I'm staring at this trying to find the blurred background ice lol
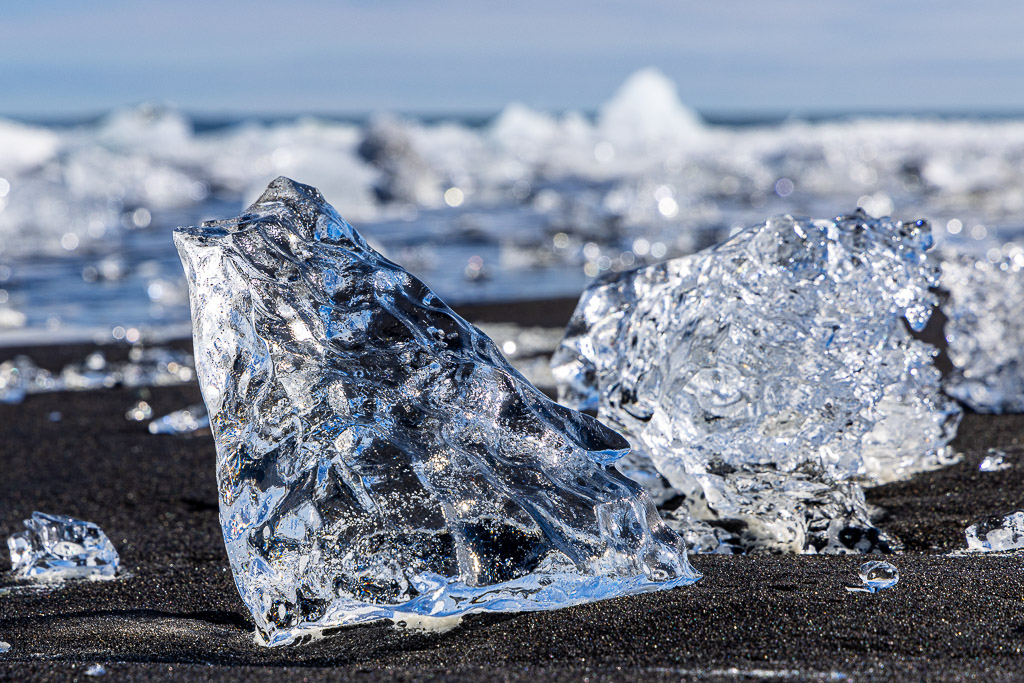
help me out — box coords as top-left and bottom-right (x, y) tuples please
(2, 2), (1024, 344)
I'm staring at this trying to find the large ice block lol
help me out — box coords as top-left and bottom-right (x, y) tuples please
(965, 511), (1024, 552)
(173, 177), (698, 647)
(552, 211), (961, 553)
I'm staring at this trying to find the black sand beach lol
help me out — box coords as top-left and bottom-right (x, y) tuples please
(1, 301), (1023, 681)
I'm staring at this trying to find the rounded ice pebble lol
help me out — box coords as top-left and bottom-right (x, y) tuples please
(858, 561), (899, 591)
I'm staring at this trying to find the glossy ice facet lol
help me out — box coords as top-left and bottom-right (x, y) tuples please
(174, 177), (699, 647)
(965, 511), (1024, 552)
(552, 211), (961, 554)
(7, 512), (119, 581)
(941, 252), (1024, 413)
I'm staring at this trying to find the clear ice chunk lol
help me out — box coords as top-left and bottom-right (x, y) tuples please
(552, 211), (962, 554)
(84, 664), (107, 677)
(940, 251), (1024, 413)
(0, 642), (9, 653)
(147, 403), (209, 435)
(173, 177), (699, 647)
(845, 560), (899, 593)
(965, 511), (1024, 552)
(7, 512), (120, 581)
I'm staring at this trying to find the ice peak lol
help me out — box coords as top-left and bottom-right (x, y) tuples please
(599, 68), (703, 145)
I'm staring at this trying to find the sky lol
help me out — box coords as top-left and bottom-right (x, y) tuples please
(3, 1), (1024, 117)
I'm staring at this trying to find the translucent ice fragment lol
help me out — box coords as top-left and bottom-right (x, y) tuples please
(125, 400), (154, 421)
(173, 177), (699, 647)
(7, 512), (120, 581)
(845, 560), (899, 593)
(553, 211), (961, 554)
(84, 664), (107, 677)
(979, 449), (1010, 472)
(965, 511), (1024, 552)
(0, 642), (9, 653)
(147, 403), (209, 434)
(941, 252), (1024, 413)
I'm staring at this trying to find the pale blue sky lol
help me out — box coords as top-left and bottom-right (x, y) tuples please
(3, 1), (1024, 116)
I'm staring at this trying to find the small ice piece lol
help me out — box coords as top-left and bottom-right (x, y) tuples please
(940, 251), (1024, 413)
(553, 211), (961, 554)
(84, 664), (107, 676)
(147, 403), (208, 434)
(7, 512), (120, 581)
(173, 177), (699, 647)
(965, 511), (1024, 552)
(0, 642), (9, 653)
(979, 449), (1011, 472)
(846, 560), (899, 593)
(125, 400), (153, 421)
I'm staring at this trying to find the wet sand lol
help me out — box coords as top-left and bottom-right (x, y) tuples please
(1, 300), (1022, 681)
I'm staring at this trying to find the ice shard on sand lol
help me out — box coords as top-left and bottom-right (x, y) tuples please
(552, 211), (961, 554)
(8, 512), (120, 581)
(174, 177), (698, 647)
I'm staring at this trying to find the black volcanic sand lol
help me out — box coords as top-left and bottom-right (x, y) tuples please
(1, 303), (1024, 681)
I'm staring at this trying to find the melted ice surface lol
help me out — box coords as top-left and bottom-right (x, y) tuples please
(175, 177), (698, 647)
(552, 212), (961, 554)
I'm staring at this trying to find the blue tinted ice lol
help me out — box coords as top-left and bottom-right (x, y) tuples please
(173, 177), (699, 647)
(846, 560), (899, 593)
(552, 211), (961, 553)
(0, 346), (194, 405)
(7, 512), (120, 581)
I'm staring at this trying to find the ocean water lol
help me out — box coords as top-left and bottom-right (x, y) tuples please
(1, 68), (1023, 345)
